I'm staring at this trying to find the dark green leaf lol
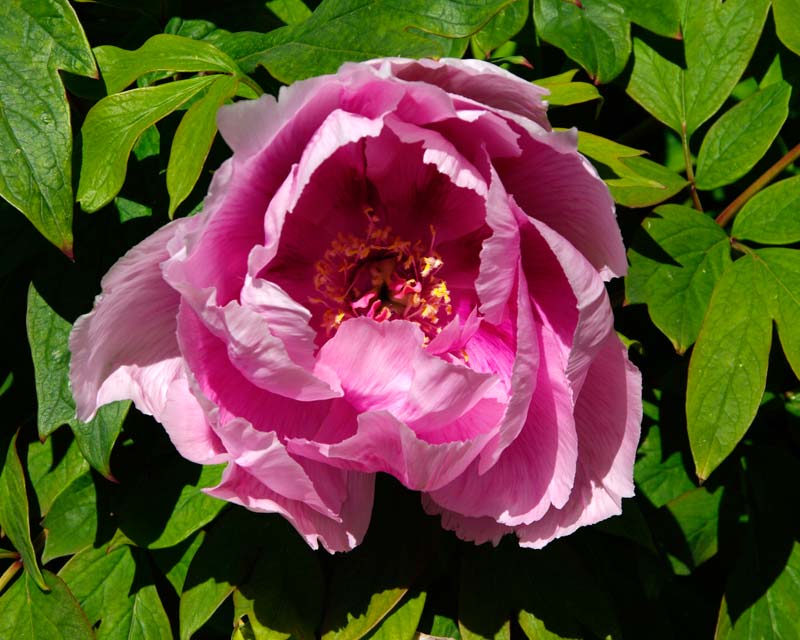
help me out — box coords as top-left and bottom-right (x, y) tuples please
(686, 255), (771, 481)
(233, 521), (323, 640)
(119, 461), (225, 549)
(634, 422), (696, 508)
(94, 33), (240, 94)
(266, 0), (313, 25)
(0, 0), (98, 255)
(167, 74), (238, 216)
(613, 0), (680, 38)
(663, 486), (723, 569)
(732, 176), (800, 245)
(0, 571), (93, 639)
(150, 531), (205, 596)
(26, 434), (89, 516)
(180, 509), (279, 640)
(773, 0), (800, 56)
(366, 591), (426, 640)
(752, 248), (800, 378)
(627, 37), (683, 132)
(0, 432), (47, 590)
(60, 543), (172, 640)
(626, 205), (732, 352)
(533, 0), (630, 84)
(695, 82), (791, 190)
(27, 284), (129, 478)
(77, 75), (218, 213)
(471, 0), (528, 57)
(41, 472), (97, 563)
(225, 0), (514, 82)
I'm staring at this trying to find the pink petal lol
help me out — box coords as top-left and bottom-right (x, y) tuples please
(69, 218), (194, 421)
(494, 128), (626, 280)
(207, 463), (374, 552)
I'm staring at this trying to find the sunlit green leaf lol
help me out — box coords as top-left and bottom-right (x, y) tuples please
(0, 0), (98, 255)
(536, 70), (601, 107)
(732, 176), (800, 245)
(687, 255), (771, 481)
(366, 591), (426, 640)
(613, 0), (680, 38)
(26, 434), (89, 516)
(267, 0), (313, 25)
(60, 543), (172, 640)
(471, 0), (528, 58)
(0, 432), (47, 590)
(626, 205), (732, 352)
(0, 571), (93, 639)
(41, 472), (97, 563)
(223, 0), (515, 82)
(77, 75), (218, 213)
(695, 82), (791, 190)
(150, 531), (205, 596)
(773, 0), (800, 56)
(167, 74), (238, 216)
(94, 33), (240, 94)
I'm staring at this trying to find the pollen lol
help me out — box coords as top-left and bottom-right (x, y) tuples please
(311, 215), (453, 341)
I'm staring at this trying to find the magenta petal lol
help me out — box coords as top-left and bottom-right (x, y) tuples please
(70, 218), (193, 422)
(207, 463), (374, 552)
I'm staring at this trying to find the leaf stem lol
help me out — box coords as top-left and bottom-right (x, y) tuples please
(716, 141), (800, 228)
(239, 74), (264, 97)
(681, 123), (703, 211)
(0, 561), (22, 595)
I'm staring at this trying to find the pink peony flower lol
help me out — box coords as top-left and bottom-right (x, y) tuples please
(70, 58), (642, 552)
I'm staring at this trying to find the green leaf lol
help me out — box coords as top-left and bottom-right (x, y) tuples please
(0, 432), (47, 590)
(535, 70), (601, 107)
(27, 284), (129, 478)
(233, 521), (323, 640)
(167, 74), (238, 216)
(26, 434), (89, 516)
(118, 461), (225, 549)
(150, 531), (205, 596)
(716, 542), (800, 638)
(266, 0), (313, 25)
(366, 591), (426, 640)
(60, 543), (172, 640)
(663, 486), (723, 569)
(471, 0), (528, 57)
(180, 509), (279, 640)
(576, 132), (687, 206)
(0, 0), (98, 256)
(41, 472), (97, 563)
(224, 0), (514, 82)
(0, 571), (94, 639)
(626, 205), (732, 352)
(612, 0), (680, 38)
(115, 196), (153, 223)
(695, 82), (792, 190)
(533, 0), (630, 84)
(77, 75), (218, 213)
(732, 176), (800, 245)
(634, 423), (696, 508)
(628, 0), (770, 136)
(752, 248), (800, 378)
(773, 0), (800, 56)
(686, 255), (771, 481)
(94, 33), (241, 94)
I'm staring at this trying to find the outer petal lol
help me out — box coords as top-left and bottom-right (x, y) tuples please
(207, 462), (374, 552)
(69, 218), (195, 422)
(494, 127), (627, 280)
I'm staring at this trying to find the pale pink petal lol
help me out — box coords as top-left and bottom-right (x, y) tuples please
(494, 128), (626, 279)
(70, 218), (194, 421)
(207, 463), (374, 552)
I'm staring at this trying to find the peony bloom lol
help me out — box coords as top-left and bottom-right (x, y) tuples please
(70, 58), (641, 552)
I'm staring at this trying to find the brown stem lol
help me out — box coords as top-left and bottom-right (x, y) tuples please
(716, 142), (800, 228)
(682, 123), (703, 211)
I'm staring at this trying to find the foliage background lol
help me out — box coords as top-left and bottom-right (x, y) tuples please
(1, 0), (800, 638)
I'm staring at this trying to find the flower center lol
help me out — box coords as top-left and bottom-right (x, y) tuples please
(311, 209), (453, 341)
